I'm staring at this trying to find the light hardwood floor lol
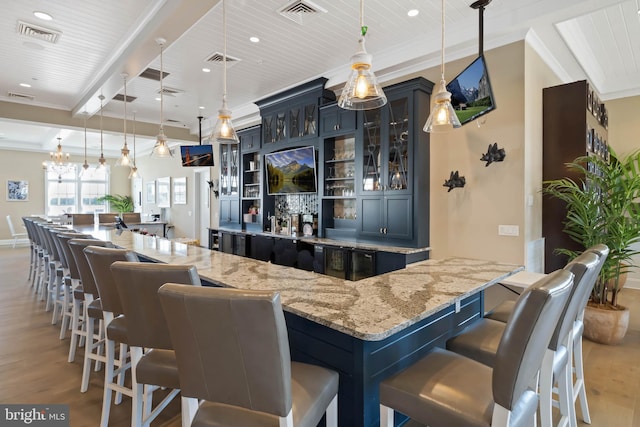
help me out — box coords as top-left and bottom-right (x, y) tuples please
(1, 245), (638, 426)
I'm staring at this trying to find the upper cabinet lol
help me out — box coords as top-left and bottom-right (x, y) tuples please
(256, 77), (335, 148)
(320, 103), (357, 137)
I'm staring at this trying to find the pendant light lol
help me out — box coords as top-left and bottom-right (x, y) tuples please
(128, 112), (141, 179)
(116, 73), (131, 166)
(151, 38), (173, 157)
(98, 95), (107, 168)
(423, 0), (461, 133)
(211, 0), (239, 144)
(337, 0), (387, 111)
(80, 113), (90, 175)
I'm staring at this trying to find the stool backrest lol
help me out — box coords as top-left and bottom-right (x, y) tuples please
(158, 285), (292, 417)
(84, 246), (139, 315)
(6, 215), (17, 235)
(57, 232), (88, 280)
(110, 262), (201, 350)
(548, 251), (600, 350)
(98, 213), (118, 224)
(121, 213), (141, 223)
(71, 213), (94, 226)
(493, 269), (573, 411)
(69, 239), (111, 298)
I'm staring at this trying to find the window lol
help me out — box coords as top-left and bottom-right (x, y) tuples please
(45, 164), (110, 216)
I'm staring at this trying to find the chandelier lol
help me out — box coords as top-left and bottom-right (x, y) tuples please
(43, 136), (73, 182)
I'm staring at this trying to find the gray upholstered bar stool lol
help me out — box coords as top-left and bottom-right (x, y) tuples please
(57, 232), (89, 348)
(484, 244), (609, 425)
(110, 261), (202, 427)
(84, 246), (139, 426)
(43, 225), (72, 313)
(446, 252), (599, 427)
(379, 269), (574, 427)
(158, 284), (339, 427)
(21, 217), (40, 285)
(69, 238), (112, 393)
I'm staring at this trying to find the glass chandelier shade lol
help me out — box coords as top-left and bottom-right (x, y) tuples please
(151, 38), (174, 157)
(211, 0), (239, 144)
(116, 73), (132, 166)
(337, 0), (386, 111)
(423, 79), (461, 132)
(212, 100), (239, 144)
(423, 0), (461, 133)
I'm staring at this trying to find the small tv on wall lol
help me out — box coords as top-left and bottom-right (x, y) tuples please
(180, 145), (214, 167)
(446, 55), (496, 126)
(265, 146), (317, 195)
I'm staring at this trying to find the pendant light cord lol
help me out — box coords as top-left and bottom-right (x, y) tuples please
(440, 0), (445, 80)
(99, 96), (104, 156)
(123, 75), (127, 145)
(223, 0), (228, 104)
(159, 43), (164, 131)
(83, 115), (87, 162)
(360, 0), (367, 36)
(133, 112), (137, 164)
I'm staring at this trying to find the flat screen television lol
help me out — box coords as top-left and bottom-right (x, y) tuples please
(265, 146), (317, 195)
(180, 144), (214, 167)
(446, 55), (496, 126)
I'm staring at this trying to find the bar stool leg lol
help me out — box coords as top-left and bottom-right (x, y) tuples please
(573, 322), (591, 424)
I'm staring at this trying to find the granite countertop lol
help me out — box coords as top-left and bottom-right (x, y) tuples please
(226, 229), (432, 255)
(84, 228), (522, 341)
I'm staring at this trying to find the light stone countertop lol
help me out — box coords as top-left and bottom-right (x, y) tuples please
(84, 228), (523, 341)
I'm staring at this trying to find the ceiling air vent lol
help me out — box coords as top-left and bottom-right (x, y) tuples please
(204, 52), (240, 67)
(139, 67), (169, 81)
(16, 20), (61, 44)
(7, 91), (35, 101)
(112, 94), (137, 102)
(278, 0), (327, 25)
(156, 86), (183, 97)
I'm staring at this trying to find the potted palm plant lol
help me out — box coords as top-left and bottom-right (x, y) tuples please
(96, 194), (134, 214)
(543, 147), (640, 344)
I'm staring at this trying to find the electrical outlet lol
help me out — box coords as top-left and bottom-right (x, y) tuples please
(498, 225), (519, 236)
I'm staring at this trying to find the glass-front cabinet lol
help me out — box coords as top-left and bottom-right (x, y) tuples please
(361, 96), (411, 194)
(219, 143), (240, 229)
(220, 143), (239, 196)
(357, 78), (432, 245)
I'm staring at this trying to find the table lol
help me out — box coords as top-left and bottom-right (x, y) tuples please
(82, 228), (522, 426)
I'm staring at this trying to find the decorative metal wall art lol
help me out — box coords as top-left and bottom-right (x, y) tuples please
(443, 171), (465, 192)
(480, 142), (506, 166)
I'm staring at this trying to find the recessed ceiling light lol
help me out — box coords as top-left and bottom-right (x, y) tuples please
(408, 9), (419, 17)
(249, 36), (260, 43)
(19, 83), (32, 88)
(199, 106), (205, 110)
(155, 97), (161, 101)
(33, 11), (53, 21)
(202, 67), (211, 73)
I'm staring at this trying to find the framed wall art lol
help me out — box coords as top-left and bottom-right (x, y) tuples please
(7, 180), (28, 201)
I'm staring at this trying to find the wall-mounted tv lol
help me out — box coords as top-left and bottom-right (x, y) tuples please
(265, 146), (317, 195)
(180, 145), (214, 167)
(446, 55), (496, 126)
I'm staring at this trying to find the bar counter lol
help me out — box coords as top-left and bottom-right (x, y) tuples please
(84, 227), (522, 426)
